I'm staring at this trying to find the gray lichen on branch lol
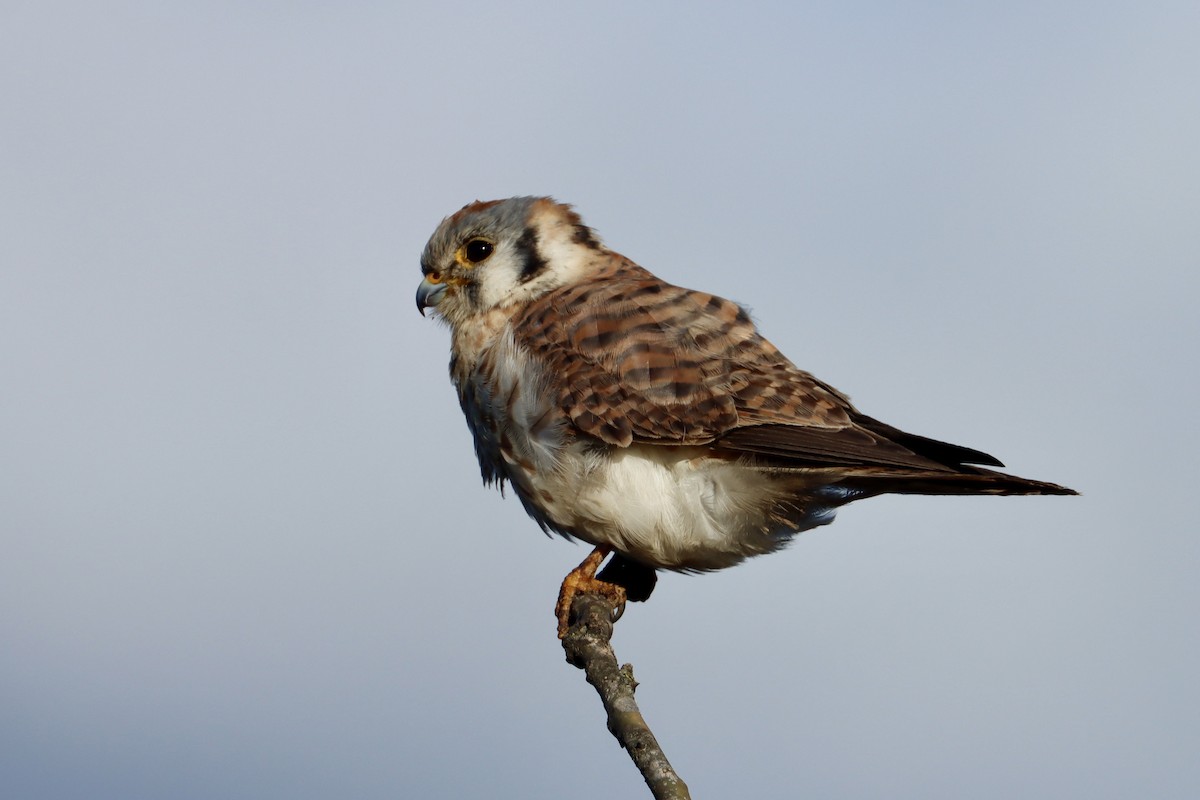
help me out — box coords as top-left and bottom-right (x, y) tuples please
(560, 593), (692, 800)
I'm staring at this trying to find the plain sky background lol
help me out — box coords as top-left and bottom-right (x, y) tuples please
(3, 2), (1197, 798)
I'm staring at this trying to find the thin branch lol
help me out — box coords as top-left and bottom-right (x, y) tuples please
(561, 593), (692, 800)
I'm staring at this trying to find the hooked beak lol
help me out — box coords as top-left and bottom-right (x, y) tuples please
(416, 277), (447, 316)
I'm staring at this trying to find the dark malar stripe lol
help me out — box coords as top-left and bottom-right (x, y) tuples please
(515, 226), (549, 282)
(464, 279), (481, 307)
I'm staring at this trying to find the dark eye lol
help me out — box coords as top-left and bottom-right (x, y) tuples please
(464, 239), (494, 264)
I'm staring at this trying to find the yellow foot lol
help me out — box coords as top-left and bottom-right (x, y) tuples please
(555, 546), (628, 638)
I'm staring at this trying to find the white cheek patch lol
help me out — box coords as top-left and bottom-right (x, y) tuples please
(475, 251), (525, 310)
(534, 229), (589, 280)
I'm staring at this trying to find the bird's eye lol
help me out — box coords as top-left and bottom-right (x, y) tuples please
(464, 239), (494, 264)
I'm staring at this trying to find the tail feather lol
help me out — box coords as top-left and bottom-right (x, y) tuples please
(834, 468), (1078, 499)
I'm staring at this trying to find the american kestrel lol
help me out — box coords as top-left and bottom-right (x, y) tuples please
(416, 197), (1076, 637)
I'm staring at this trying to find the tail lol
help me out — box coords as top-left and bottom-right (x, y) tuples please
(834, 467), (1078, 499)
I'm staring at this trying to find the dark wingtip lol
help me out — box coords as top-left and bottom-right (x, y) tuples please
(855, 414), (1006, 469)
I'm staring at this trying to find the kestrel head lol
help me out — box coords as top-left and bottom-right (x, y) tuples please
(416, 197), (604, 326)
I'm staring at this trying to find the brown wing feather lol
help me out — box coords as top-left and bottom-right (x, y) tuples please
(511, 258), (756, 445)
(716, 424), (953, 471)
(510, 258), (1005, 474)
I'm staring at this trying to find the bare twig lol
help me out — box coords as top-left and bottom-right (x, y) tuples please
(560, 593), (692, 800)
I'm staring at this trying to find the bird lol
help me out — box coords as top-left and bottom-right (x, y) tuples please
(415, 196), (1076, 637)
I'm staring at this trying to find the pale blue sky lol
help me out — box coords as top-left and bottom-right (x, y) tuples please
(2, 2), (1197, 798)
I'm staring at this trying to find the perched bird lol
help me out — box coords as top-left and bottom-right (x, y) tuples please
(416, 197), (1076, 637)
